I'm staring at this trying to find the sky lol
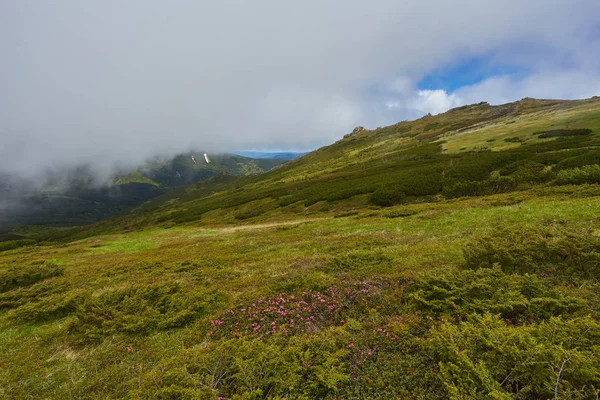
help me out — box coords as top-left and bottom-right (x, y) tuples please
(1, 0), (600, 178)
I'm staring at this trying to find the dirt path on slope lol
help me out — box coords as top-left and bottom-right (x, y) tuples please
(215, 218), (320, 233)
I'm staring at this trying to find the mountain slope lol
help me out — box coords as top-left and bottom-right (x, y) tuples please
(61, 96), (600, 238)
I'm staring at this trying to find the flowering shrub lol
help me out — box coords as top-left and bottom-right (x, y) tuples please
(208, 281), (377, 339)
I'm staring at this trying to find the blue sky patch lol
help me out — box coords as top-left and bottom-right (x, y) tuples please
(417, 56), (529, 93)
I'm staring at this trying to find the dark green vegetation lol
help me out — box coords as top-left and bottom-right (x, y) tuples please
(0, 153), (286, 233)
(2, 97), (600, 399)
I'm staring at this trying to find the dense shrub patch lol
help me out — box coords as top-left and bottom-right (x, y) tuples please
(504, 136), (524, 143)
(0, 263), (63, 293)
(132, 330), (353, 399)
(408, 266), (585, 321)
(0, 238), (36, 252)
(70, 282), (224, 342)
(0, 278), (70, 310)
(12, 290), (83, 322)
(535, 128), (592, 138)
(556, 164), (600, 185)
(443, 176), (517, 198)
(431, 314), (600, 399)
(499, 160), (554, 183)
(234, 208), (265, 220)
(370, 185), (406, 206)
(554, 150), (600, 171)
(463, 225), (600, 279)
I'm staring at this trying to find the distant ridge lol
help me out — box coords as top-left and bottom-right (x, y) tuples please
(234, 151), (308, 160)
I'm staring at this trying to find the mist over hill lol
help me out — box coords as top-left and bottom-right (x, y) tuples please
(233, 151), (308, 160)
(0, 152), (287, 232)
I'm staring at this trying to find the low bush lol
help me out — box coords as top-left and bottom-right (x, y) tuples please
(207, 281), (378, 340)
(536, 128), (592, 138)
(0, 278), (70, 310)
(431, 314), (600, 399)
(504, 137), (523, 143)
(70, 282), (224, 342)
(324, 252), (392, 275)
(408, 266), (585, 321)
(556, 164), (600, 185)
(12, 290), (83, 322)
(554, 150), (600, 171)
(370, 186), (405, 207)
(499, 160), (554, 183)
(0, 238), (36, 252)
(0, 263), (63, 293)
(443, 176), (517, 198)
(234, 208), (265, 220)
(463, 225), (600, 279)
(384, 209), (419, 218)
(131, 329), (352, 399)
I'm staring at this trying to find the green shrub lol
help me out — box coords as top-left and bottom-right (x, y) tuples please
(430, 314), (600, 399)
(70, 282), (224, 342)
(234, 208), (265, 220)
(504, 137), (523, 143)
(554, 150), (600, 171)
(499, 160), (554, 183)
(407, 266), (585, 321)
(536, 128), (592, 138)
(0, 238), (36, 252)
(383, 209), (419, 218)
(0, 278), (70, 310)
(131, 329), (350, 399)
(443, 176), (517, 198)
(12, 290), (83, 322)
(463, 225), (600, 279)
(0, 263), (63, 293)
(370, 186), (406, 207)
(398, 166), (444, 196)
(556, 165), (600, 185)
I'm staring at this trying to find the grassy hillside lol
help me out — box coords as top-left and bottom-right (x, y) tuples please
(57, 96), (600, 239)
(1, 97), (600, 399)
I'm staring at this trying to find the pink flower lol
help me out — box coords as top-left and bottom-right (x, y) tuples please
(347, 343), (354, 349)
(127, 347), (132, 353)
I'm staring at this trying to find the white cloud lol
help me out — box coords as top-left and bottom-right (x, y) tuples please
(1, 0), (599, 177)
(409, 90), (463, 115)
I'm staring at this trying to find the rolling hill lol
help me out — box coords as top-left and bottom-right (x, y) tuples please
(1, 97), (600, 399)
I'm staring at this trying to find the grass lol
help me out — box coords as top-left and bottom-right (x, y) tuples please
(2, 187), (600, 398)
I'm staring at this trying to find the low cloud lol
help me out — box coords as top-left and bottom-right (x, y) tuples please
(1, 0), (599, 179)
